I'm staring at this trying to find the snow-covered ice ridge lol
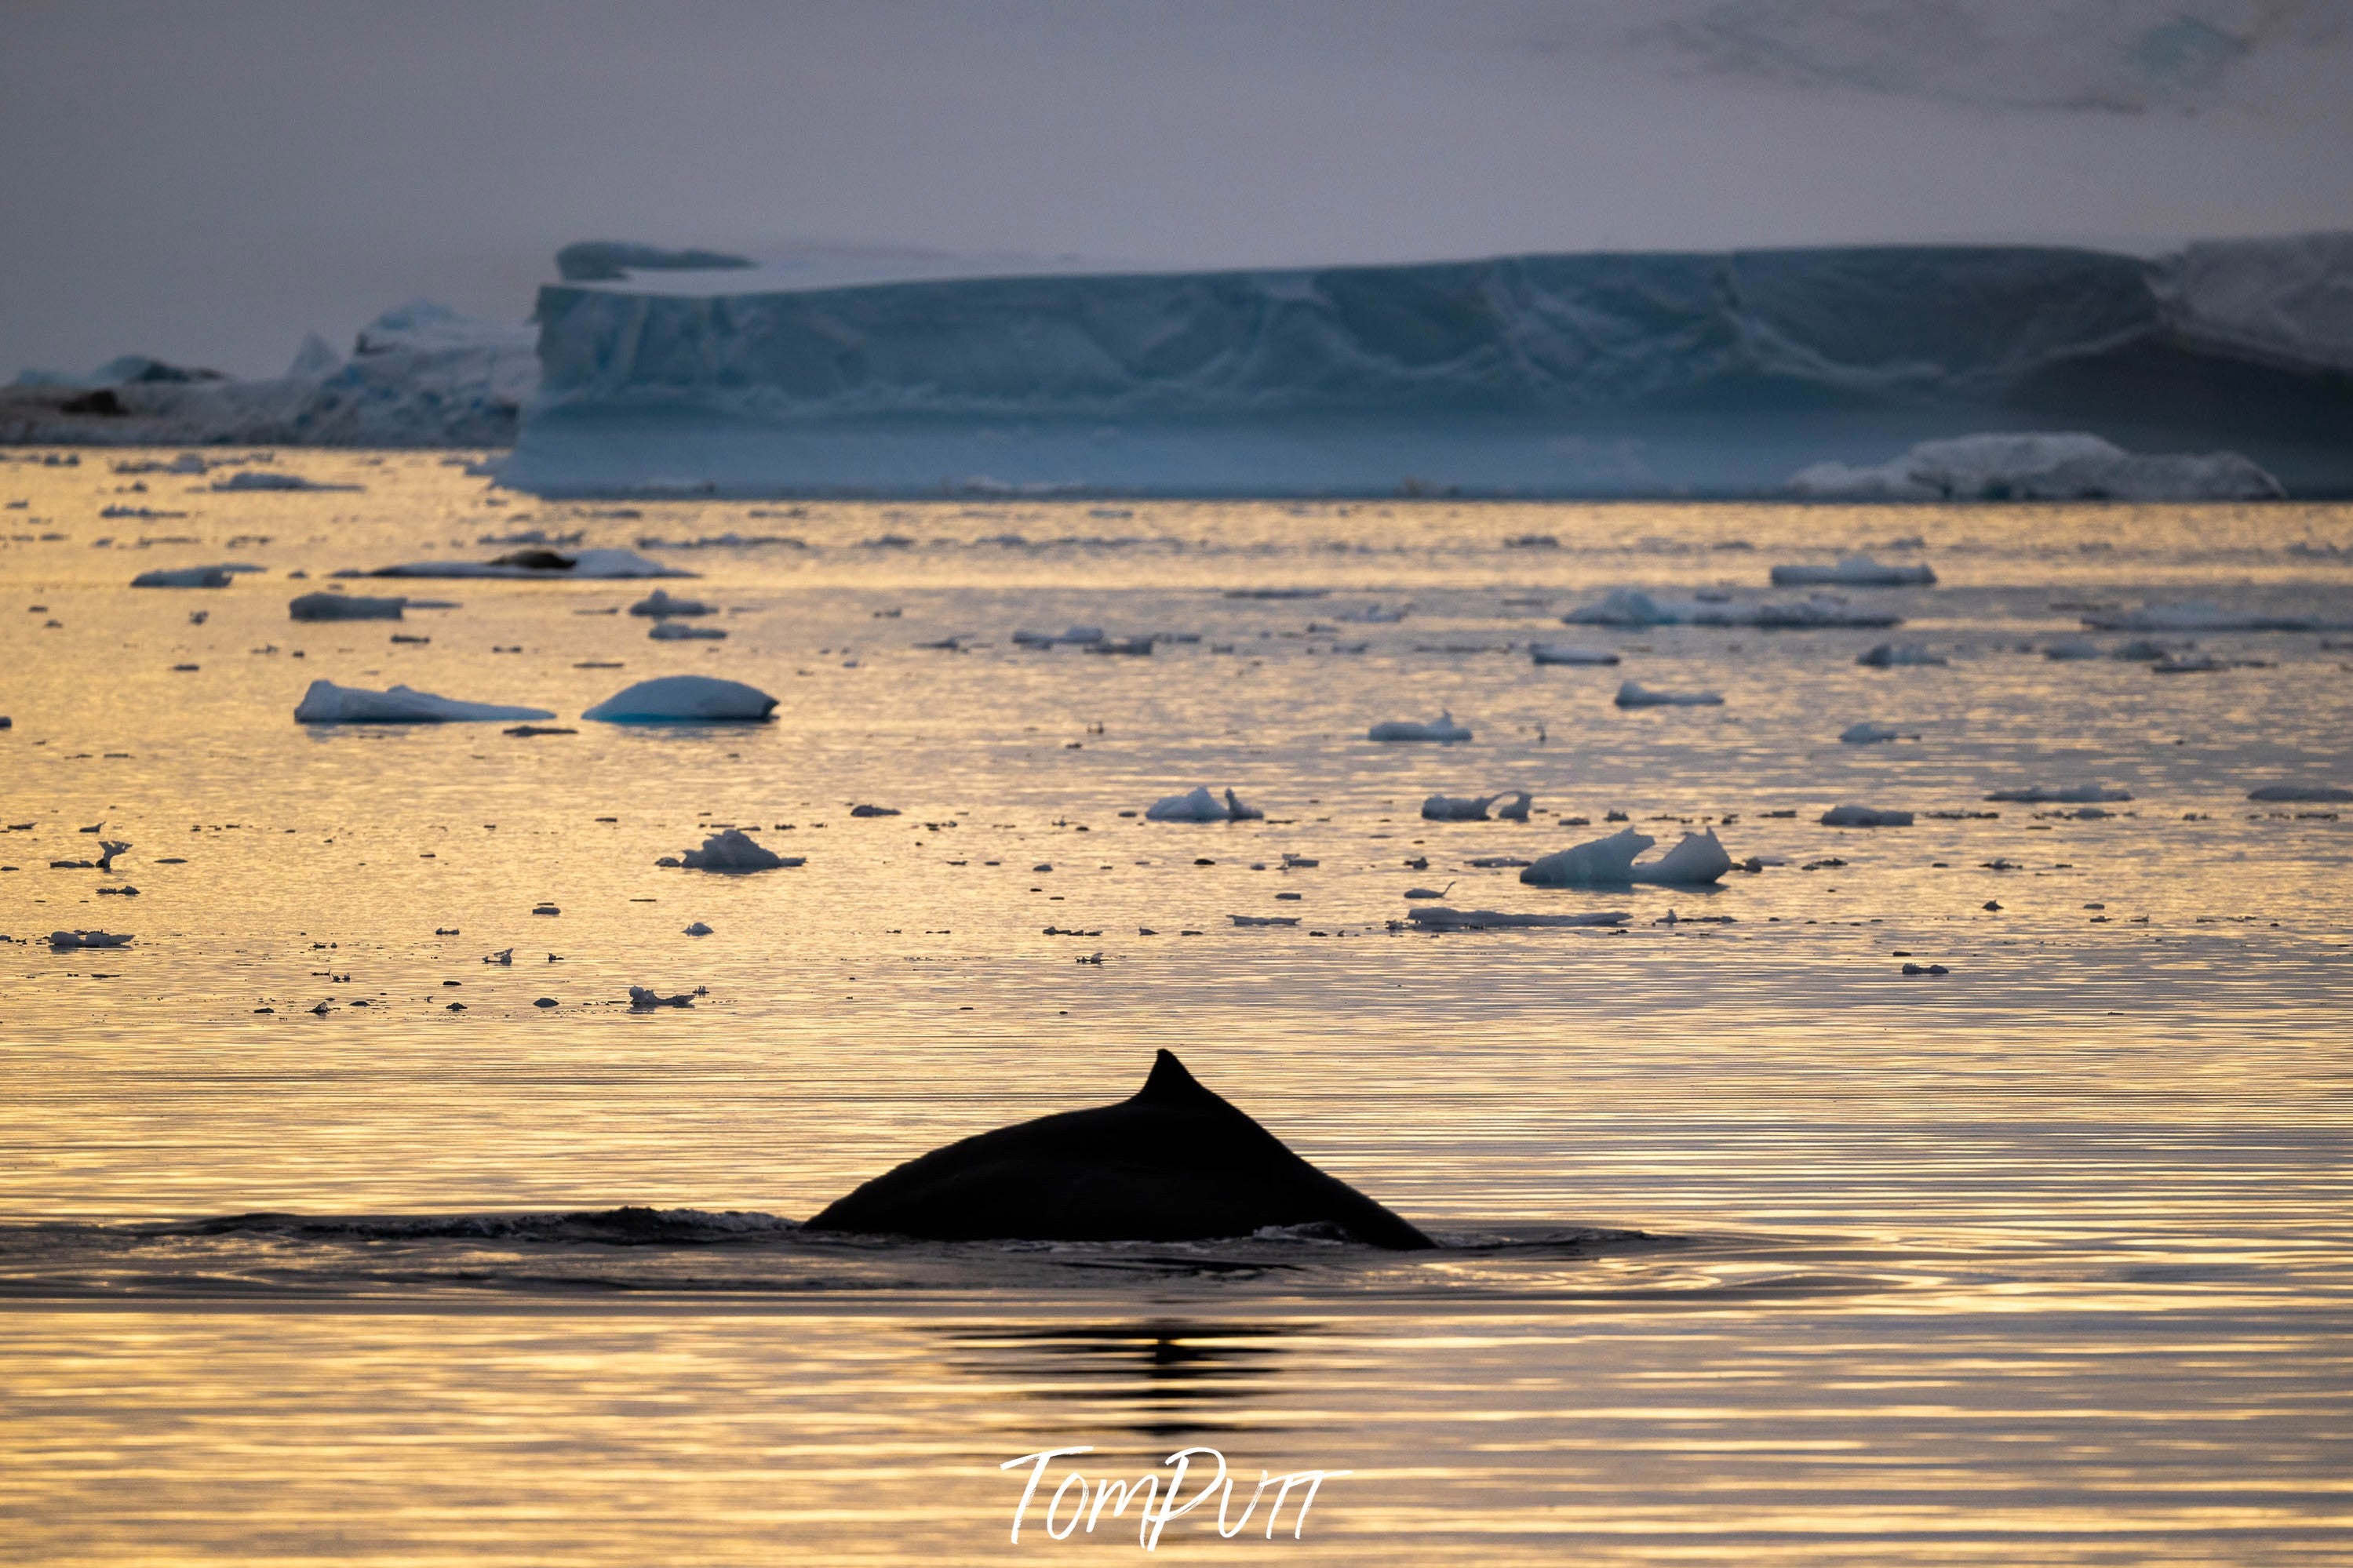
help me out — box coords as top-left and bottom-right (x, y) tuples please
(2, 300), (534, 447)
(504, 235), (2353, 498)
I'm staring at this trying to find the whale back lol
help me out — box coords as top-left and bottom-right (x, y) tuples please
(803, 1050), (1433, 1249)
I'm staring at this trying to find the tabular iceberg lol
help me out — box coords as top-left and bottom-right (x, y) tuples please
(501, 236), (2353, 498)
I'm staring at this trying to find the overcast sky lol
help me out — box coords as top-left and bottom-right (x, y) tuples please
(5, 0), (2350, 376)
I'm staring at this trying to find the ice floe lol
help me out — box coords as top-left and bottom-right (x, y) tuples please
(1983, 784), (2131, 803)
(1521, 827), (1731, 886)
(130, 566), (234, 588)
(2247, 782), (2353, 802)
(628, 588), (712, 617)
(1769, 555), (1936, 588)
(1529, 642), (1619, 665)
(1615, 680), (1722, 708)
(1404, 907), (1630, 930)
(351, 548), (691, 580)
(1368, 711), (1473, 743)
(1820, 805), (1914, 826)
(293, 680), (554, 723)
(289, 591), (408, 620)
(1563, 588), (1900, 629)
(1422, 791), (1532, 822)
(2082, 600), (2327, 632)
(1787, 432), (2284, 502)
(1857, 642), (1947, 667)
(672, 828), (802, 871)
(49, 930), (132, 948)
(581, 675), (776, 722)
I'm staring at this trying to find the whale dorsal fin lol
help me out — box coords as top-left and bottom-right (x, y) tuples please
(1135, 1049), (1219, 1107)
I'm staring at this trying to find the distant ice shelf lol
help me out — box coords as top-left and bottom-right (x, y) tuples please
(500, 235), (2353, 498)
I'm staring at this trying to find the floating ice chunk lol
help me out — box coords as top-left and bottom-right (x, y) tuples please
(628, 985), (695, 1009)
(1770, 555), (1936, 587)
(1421, 791), (1532, 822)
(293, 679), (554, 723)
(628, 588), (712, 617)
(1337, 603), (1409, 623)
(131, 566), (233, 588)
(1012, 624), (1105, 647)
(1148, 786), (1229, 822)
(290, 591), (406, 621)
(2248, 782), (2353, 802)
(1564, 588), (1899, 629)
(2151, 653), (2227, 673)
(581, 675), (777, 722)
(683, 921), (713, 936)
(1223, 788), (1263, 821)
(2082, 600), (2323, 632)
(649, 620), (726, 640)
(1788, 433), (2284, 502)
(1405, 907), (1630, 930)
(677, 828), (803, 871)
(356, 548), (691, 580)
(1820, 805), (1914, 826)
(1615, 680), (1722, 708)
(1983, 784), (2131, 803)
(1857, 642), (1947, 667)
(1494, 792), (1532, 821)
(211, 471), (362, 492)
(1229, 914), (1301, 926)
(2044, 637), (2103, 660)
(1529, 643), (1619, 665)
(49, 930), (133, 948)
(1084, 635), (1153, 656)
(1521, 827), (1730, 885)
(1368, 710), (1472, 743)
(1839, 722), (1911, 744)
(848, 803), (901, 817)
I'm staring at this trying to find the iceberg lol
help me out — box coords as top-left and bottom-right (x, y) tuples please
(352, 548), (690, 580)
(1789, 432), (2284, 501)
(1368, 711), (1472, 743)
(1820, 805), (1914, 827)
(498, 236), (2353, 499)
(2081, 601), (2329, 633)
(1984, 784), (2133, 803)
(290, 591), (407, 620)
(1615, 680), (1722, 708)
(1768, 555), (1936, 587)
(293, 680), (554, 724)
(676, 828), (800, 871)
(1529, 643), (1619, 665)
(1521, 827), (1732, 886)
(581, 675), (777, 722)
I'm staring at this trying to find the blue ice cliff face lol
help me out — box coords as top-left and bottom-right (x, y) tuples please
(502, 238), (2353, 497)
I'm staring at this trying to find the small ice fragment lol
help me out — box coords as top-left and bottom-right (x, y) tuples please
(1521, 827), (1731, 886)
(49, 930), (132, 948)
(649, 620), (727, 640)
(1839, 722), (1910, 744)
(1769, 555), (1936, 588)
(2247, 782), (2353, 802)
(293, 680), (552, 724)
(1983, 784), (2131, 803)
(2044, 638), (2102, 660)
(1529, 643), (1618, 665)
(534, 997), (558, 1008)
(1229, 914), (1301, 926)
(1615, 680), (1722, 708)
(628, 588), (713, 618)
(849, 804), (901, 817)
(581, 675), (777, 722)
(1368, 710), (1473, 743)
(1900, 962), (1952, 976)
(1404, 907), (1630, 930)
(2083, 600), (2318, 632)
(1857, 642), (1946, 667)
(677, 828), (802, 871)
(1146, 786), (1262, 821)
(356, 548), (689, 579)
(212, 471), (359, 492)
(1820, 805), (1914, 826)
(683, 921), (713, 936)
(131, 566), (233, 588)
(628, 985), (695, 1009)
(1223, 788), (1264, 821)
(290, 592), (406, 621)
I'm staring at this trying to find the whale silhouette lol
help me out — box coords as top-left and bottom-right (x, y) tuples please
(803, 1050), (1435, 1249)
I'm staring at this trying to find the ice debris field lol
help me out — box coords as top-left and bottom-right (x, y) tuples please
(0, 448), (2348, 1035)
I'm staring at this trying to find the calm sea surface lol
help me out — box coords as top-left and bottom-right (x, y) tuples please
(2, 450), (2348, 1563)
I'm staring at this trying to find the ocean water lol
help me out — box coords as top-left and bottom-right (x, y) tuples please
(1, 449), (2349, 1564)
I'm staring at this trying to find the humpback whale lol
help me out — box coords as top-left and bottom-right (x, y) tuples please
(803, 1050), (1435, 1250)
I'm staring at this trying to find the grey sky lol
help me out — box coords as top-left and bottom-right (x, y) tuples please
(4, 0), (2349, 377)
